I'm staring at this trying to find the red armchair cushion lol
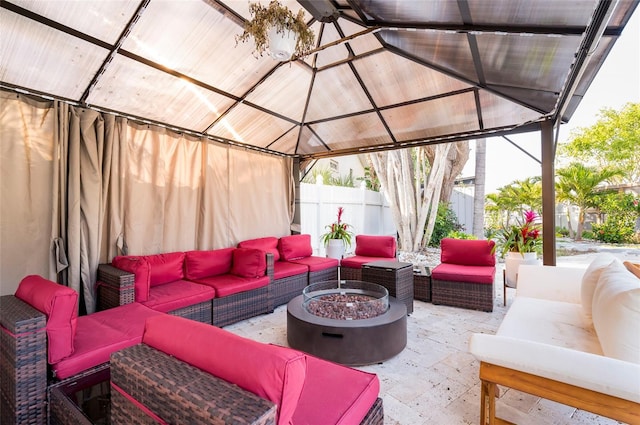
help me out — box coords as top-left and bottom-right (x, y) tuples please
(231, 248), (267, 278)
(184, 248), (234, 280)
(286, 256), (339, 272)
(341, 256), (398, 269)
(238, 237), (280, 262)
(292, 355), (380, 425)
(273, 261), (308, 280)
(143, 315), (307, 425)
(431, 263), (495, 284)
(143, 252), (186, 287)
(354, 235), (396, 258)
(141, 280), (216, 313)
(112, 255), (150, 302)
(278, 234), (313, 261)
(440, 238), (496, 266)
(52, 303), (163, 379)
(15, 275), (78, 364)
(193, 275), (269, 297)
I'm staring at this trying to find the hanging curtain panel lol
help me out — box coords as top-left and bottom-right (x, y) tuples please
(0, 92), (56, 295)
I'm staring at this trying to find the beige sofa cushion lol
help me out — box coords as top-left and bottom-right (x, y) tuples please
(592, 260), (640, 364)
(580, 254), (618, 319)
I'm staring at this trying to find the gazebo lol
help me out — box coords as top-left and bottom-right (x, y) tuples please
(1, 0), (638, 304)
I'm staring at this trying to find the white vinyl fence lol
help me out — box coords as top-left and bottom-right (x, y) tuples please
(300, 183), (396, 257)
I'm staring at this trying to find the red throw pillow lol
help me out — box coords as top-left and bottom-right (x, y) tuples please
(143, 252), (186, 286)
(238, 237), (280, 262)
(112, 255), (150, 302)
(354, 235), (396, 258)
(15, 275), (78, 364)
(185, 248), (234, 280)
(278, 234), (313, 261)
(440, 238), (496, 266)
(231, 248), (267, 278)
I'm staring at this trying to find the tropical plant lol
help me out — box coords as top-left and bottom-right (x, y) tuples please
(320, 207), (354, 247)
(356, 166), (380, 191)
(236, 0), (315, 60)
(428, 202), (462, 247)
(493, 210), (542, 257)
(555, 162), (622, 240)
(447, 230), (477, 240)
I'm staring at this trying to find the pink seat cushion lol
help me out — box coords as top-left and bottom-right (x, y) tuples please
(431, 263), (495, 284)
(354, 235), (396, 258)
(143, 315), (307, 425)
(286, 256), (339, 272)
(232, 248), (267, 278)
(291, 355), (379, 425)
(52, 303), (162, 379)
(143, 252), (186, 287)
(238, 237), (280, 262)
(278, 234), (313, 261)
(184, 248), (234, 280)
(193, 275), (270, 297)
(440, 238), (496, 266)
(274, 261), (308, 280)
(15, 275), (78, 364)
(340, 256), (399, 269)
(141, 280), (215, 313)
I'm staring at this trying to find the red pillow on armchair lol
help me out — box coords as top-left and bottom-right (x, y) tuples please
(354, 235), (397, 258)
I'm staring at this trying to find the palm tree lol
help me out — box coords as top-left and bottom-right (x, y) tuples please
(556, 163), (622, 240)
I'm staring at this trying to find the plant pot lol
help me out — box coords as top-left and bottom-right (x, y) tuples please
(268, 27), (298, 61)
(326, 239), (345, 260)
(504, 252), (538, 287)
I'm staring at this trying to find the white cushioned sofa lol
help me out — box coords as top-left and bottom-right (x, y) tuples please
(469, 254), (640, 424)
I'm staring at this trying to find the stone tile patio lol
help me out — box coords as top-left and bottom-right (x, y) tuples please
(226, 251), (638, 424)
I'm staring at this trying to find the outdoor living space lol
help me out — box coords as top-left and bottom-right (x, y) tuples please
(226, 248), (640, 425)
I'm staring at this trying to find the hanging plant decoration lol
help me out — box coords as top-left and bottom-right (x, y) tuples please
(236, 0), (316, 61)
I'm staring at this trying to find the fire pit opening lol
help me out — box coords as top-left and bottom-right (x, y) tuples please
(302, 281), (389, 320)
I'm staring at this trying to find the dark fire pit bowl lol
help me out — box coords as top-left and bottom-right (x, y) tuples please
(302, 280), (389, 320)
(287, 280), (407, 366)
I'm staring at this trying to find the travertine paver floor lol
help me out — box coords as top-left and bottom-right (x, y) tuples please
(225, 251), (638, 425)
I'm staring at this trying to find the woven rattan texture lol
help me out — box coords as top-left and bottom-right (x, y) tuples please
(308, 266), (338, 285)
(97, 264), (135, 310)
(431, 279), (494, 312)
(212, 285), (271, 327)
(413, 273), (431, 302)
(361, 397), (384, 425)
(111, 344), (277, 425)
(0, 295), (47, 425)
(339, 266), (361, 281)
(270, 273), (308, 307)
(169, 300), (213, 324)
(361, 263), (414, 314)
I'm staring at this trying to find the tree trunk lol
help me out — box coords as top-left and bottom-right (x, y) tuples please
(472, 138), (486, 239)
(435, 141), (470, 203)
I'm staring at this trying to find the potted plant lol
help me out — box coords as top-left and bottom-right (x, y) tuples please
(493, 210), (542, 286)
(236, 0), (315, 61)
(321, 206), (354, 259)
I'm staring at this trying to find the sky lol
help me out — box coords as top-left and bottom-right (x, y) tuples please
(462, 8), (640, 193)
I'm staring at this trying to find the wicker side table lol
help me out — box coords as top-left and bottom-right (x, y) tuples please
(361, 261), (414, 314)
(413, 267), (431, 302)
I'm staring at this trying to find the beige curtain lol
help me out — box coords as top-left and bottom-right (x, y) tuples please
(0, 89), (294, 308)
(0, 92), (56, 295)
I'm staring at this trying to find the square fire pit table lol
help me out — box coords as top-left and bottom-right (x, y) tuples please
(361, 261), (414, 314)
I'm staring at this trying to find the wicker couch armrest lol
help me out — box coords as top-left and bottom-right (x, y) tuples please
(96, 264), (135, 310)
(110, 344), (277, 425)
(266, 252), (275, 281)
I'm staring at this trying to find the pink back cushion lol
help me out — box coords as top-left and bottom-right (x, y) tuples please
(355, 235), (396, 258)
(238, 237), (280, 262)
(231, 248), (267, 278)
(143, 252), (185, 287)
(440, 238), (496, 266)
(143, 315), (307, 425)
(112, 256), (150, 302)
(15, 275), (78, 364)
(184, 248), (234, 280)
(278, 234), (313, 261)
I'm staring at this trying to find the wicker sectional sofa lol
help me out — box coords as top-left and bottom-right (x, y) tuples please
(99, 247), (273, 327)
(111, 314), (384, 425)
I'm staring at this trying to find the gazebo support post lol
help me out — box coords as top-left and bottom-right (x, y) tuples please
(541, 119), (557, 266)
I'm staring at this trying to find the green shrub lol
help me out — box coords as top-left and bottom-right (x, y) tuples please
(581, 230), (595, 240)
(591, 211), (636, 243)
(555, 226), (570, 237)
(429, 203), (462, 247)
(447, 230), (477, 240)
